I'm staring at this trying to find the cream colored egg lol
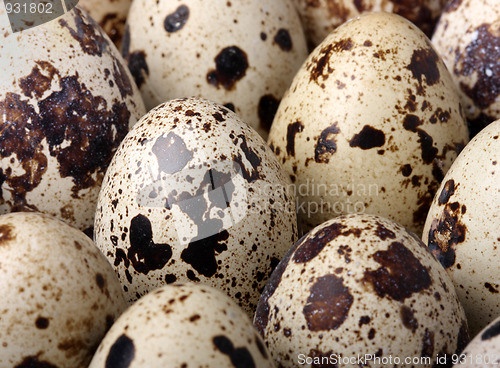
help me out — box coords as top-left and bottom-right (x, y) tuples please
(422, 119), (500, 337)
(255, 213), (469, 368)
(0, 5), (146, 233)
(89, 283), (275, 368)
(0, 212), (128, 367)
(94, 97), (297, 314)
(292, 0), (448, 48)
(454, 316), (500, 368)
(268, 12), (469, 235)
(79, 0), (132, 48)
(123, 0), (308, 138)
(432, 0), (500, 137)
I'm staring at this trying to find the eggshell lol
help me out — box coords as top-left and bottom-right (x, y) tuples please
(89, 283), (275, 368)
(0, 5), (146, 232)
(292, 0), (448, 48)
(453, 316), (500, 368)
(422, 119), (500, 336)
(0, 212), (128, 367)
(255, 213), (469, 368)
(78, 0), (132, 48)
(431, 0), (500, 137)
(123, 0), (308, 138)
(94, 97), (297, 314)
(267, 12), (469, 235)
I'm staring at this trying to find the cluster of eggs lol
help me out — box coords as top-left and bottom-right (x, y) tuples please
(0, 0), (498, 367)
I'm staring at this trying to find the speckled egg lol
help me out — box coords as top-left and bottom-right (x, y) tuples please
(0, 212), (128, 367)
(79, 0), (132, 48)
(254, 213), (469, 368)
(89, 283), (275, 368)
(422, 119), (500, 337)
(268, 12), (469, 235)
(0, 5), (146, 233)
(453, 317), (500, 368)
(292, 0), (448, 48)
(123, 0), (308, 138)
(94, 97), (297, 314)
(431, 0), (500, 137)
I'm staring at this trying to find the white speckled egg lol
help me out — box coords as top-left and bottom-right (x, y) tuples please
(123, 0), (308, 138)
(292, 0), (448, 48)
(268, 12), (469, 235)
(94, 97), (297, 314)
(0, 212), (128, 367)
(0, 5), (145, 233)
(255, 213), (469, 368)
(89, 283), (275, 368)
(79, 0), (132, 48)
(453, 317), (500, 367)
(422, 119), (500, 337)
(431, 0), (500, 137)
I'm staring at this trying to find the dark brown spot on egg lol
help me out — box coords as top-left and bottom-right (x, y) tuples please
(258, 95), (280, 132)
(307, 39), (353, 86)
(97, 12), (124, 46)
(19, 61), (57, 99)
(485, 282), (499, 294)
(421, 329), (434, 357)
(35, 316), (49, 329)
(106, 334), (135, 368)
(400, 305), (418, 332)
(286, 121), (304, 157)
(303, 274), (353, 331)
(403, 115), (438, 164)
(427, 200), (466, 269)
(165, 274), (177, 284)
(112, 58), (134, 99)
(0, 224), (14, 243)
(126, 214), (172, 275)
(213, 335), (256, 368)
(438, 179), (455, 205)
(127, 51), (149, 88)
(164, 5), (189, 33)
(406, 48), (440, 93)
(224, 103), (235, 112)
(96, 273), (105, 290)
(153, 132), (193, 175)
(232, 134), (262, 183)
(359, 316), (371, 326)
(481, 319), (500, 341)
(122, 25), (131, 59)
(274, 29), (292, 51)
(456, 321), (470, 353)
(445, 0), (463, 12)
(207, 46), (248, 91)
(14, 356), (57, 368)
(315, 123), (340, 163)
(59, 7), (108, 57)
(375, 222), (396, 241)
(349, 125), (385, 150)
(401, 164), (412, 177)
(294, 223), (351, 263)
(392, 1), (436, 37)
(362, 242), (432, 301)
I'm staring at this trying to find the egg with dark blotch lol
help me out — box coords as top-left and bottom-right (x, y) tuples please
(123, 0), (308, 139)
(89, 283), (275, 368)
(94, 97), (297, 315)
(292, 0), (448, 48)
(0, 5), (146, 233)
(78, 0), (132, 48)
(0, 212), (128, 367)
(423, 119), (500, 337)
(255, 213), (469, 368)
(431, 0), (500, 138)
(268, 12), (469, 236)
(453, 316), (500, 368)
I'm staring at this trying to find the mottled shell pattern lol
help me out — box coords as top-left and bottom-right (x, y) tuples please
(255, 213), (469, 368)
(0, 212), (128, 368)
(423, 119), (500, 337)
(432, 0), (500, 137)
(0, 4), (146, 232)
(94, 97), (297, 315)
(123, 0), (309, 138)
(89, 284), (276, 368)
(268, 12), (469, 235)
